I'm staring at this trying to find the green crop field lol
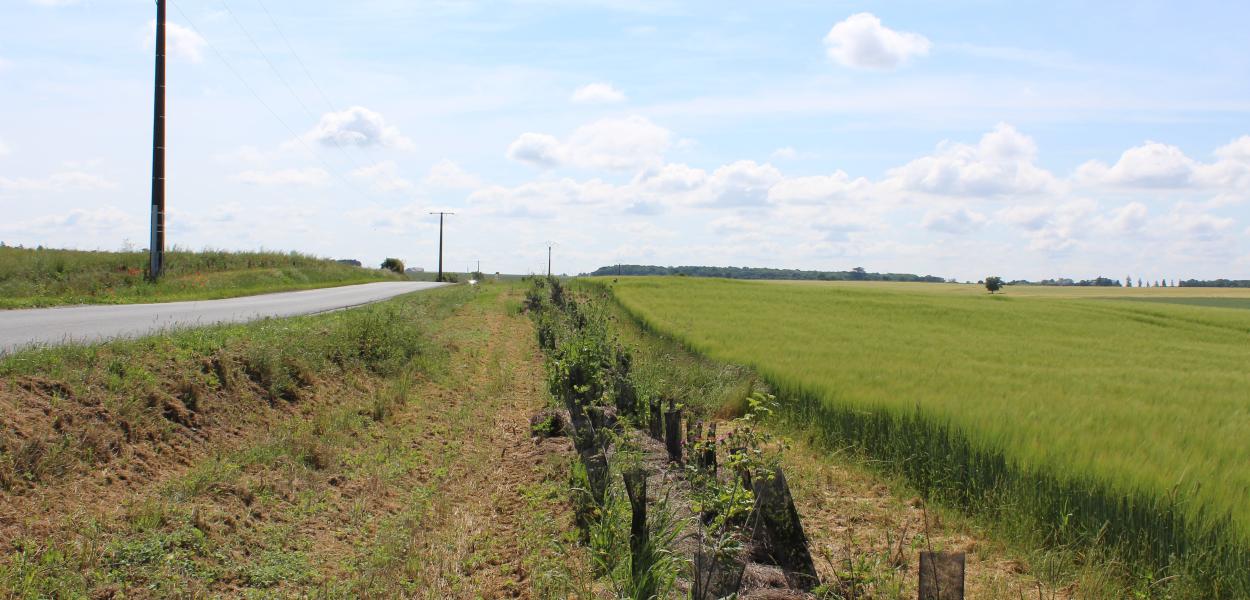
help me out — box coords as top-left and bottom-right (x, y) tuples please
(603, 276), (1250, 594)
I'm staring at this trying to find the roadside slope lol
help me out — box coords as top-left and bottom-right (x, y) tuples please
(0, 246), (403, 309)
(0, 284), (588, 598)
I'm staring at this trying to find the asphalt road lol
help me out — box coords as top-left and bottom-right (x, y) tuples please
(0, 281), (448, 355)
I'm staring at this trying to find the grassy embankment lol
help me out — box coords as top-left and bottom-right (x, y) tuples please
(0, 246), (402, 309)
(0, 282), (588, 597)
(602, 277), (1250, 597)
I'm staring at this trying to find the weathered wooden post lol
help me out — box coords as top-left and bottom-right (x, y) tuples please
(702, 423), (718, 475)
(749, 467), (819, 590)
(648, 397), (663, 440)
(614, 352), (637, 416)
(918, 552), (965, 600)
(623, 468), (649, 592)
(664, 398), (683, 464)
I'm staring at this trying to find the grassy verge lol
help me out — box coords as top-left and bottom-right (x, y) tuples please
(1, 282), (594, 597)
(0, 246), (402, 309)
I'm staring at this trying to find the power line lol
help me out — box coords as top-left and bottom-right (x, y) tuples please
(252, 0), (342, 116)
(219, 0), (366, 173)
(169, 0), (373, 203)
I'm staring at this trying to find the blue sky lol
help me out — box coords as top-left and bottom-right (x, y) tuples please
(2, 0), (1249, 280)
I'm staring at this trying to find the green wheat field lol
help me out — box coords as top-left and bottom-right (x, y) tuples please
(604, 276), (1250, 592)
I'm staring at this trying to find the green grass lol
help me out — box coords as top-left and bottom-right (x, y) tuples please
(0, 285), (476, 597)
(0, 245), (402, 308)
(1112, 297), (1250, 310)
(601, 277), (1250, 596)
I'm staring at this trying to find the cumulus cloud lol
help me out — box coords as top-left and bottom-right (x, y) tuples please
(507, 133), (563, 168)
(632, 163), (707, 194)
(507, 116), (671, 171)
(146, 20), (207, 63)
(768, 171), (870, 205)
(1169, 211), (1234, 241)
(570, 83), (626, 104)
(306, 107), (414, 150)
(1107, 202), (1148, 233)
(423, 159), (481, 189)
(0, 171), (116, 193)
(231, 167), (329, 186)
(1195, 136), (1250, 192)
(996, 199), (1096, 252)
(351, 161), (412, 192)
(823, 13), (931, 70)
(469, 178), (620, 218)
(1076, 142), (1196, 188)
(706, 160), (783, 206)
(0, 207), (133, 235)
(923, 206), (987, 234)
(886, 123), (1059, 197)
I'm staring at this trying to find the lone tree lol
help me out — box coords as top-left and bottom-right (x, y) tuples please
(381, 257), (405, 274)
(984, 276), (1004, 294)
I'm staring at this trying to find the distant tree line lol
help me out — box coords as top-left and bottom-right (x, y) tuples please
(1178, 279), (1250, 288)
(585, 264), (946, 283)
(1008, 277), (1122, 287)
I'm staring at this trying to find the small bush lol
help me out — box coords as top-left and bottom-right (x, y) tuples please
(380, 258), (405, 274)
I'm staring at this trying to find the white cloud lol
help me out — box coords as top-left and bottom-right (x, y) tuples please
(468, 178), (620, 218)
(771, 147), (798, 160)
(705, 160), (783, 207)
(1195, 136), (1250, 192)
(507, 133), (562, 168)
(1169, 211), (1233, 241)
(0, 58), (11, 71)
(0, 138), (10, 157)
(351, 161), (412, 192)
(996, 199), (1096, 252)
(0, 171), (116, 193)
(231, 167), (329, 186)
(0, 207), (133, 235)
(146, 20), (207, 63)
(1107, 201), (1148, 233)
(507, 116), (671, 171)
(768, 171), (870, 205)
(886, 123), (1059, 197)
(571, 83), (627, 104)
(632, 163), (707, 194)
(305, 107), (414, 150)
(823, 13), (931, 70)
(923, 206), (987, 234)
(1077, 142), (1196, 188)
(423, 159), (481, 189)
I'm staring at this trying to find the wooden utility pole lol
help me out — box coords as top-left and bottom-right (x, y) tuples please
(547, 245), (552, 277)
(149, 0), (167, 280)
(429, 211), (454, 282)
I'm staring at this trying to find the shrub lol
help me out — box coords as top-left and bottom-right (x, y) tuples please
(380, 258), (405, 274)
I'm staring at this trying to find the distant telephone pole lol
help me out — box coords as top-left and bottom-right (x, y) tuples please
(429, 211), (454, 282)
(149, 0), (167, 280)
(547, 245), (552, 277)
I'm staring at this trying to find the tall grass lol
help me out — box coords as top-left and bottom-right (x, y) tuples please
(0, 245), (400, 308)
(603, 277), (1250, 596)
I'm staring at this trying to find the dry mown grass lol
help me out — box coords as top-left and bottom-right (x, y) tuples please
(0, 284), (589, 598)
